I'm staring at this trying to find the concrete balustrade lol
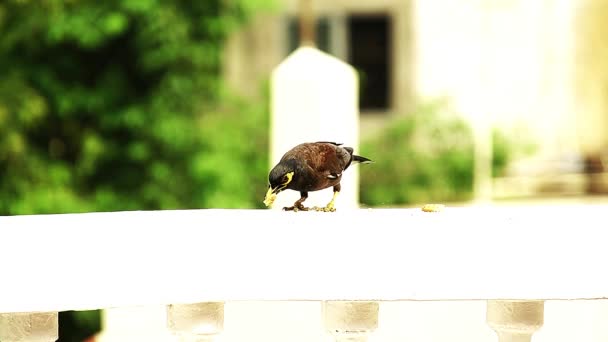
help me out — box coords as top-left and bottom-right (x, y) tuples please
(487, 300), (545, 342)
(0, 312), (58, 342)
(323, 301), (379, 342)
(1, 206), (607, 341)
(167, 302), (224, 342)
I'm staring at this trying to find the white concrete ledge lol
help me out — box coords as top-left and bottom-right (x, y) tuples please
(1, 206), (607, 313)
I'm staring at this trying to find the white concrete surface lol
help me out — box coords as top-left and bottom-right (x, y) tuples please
(1, 205), (608, 314)
(95, 306), (173, 342)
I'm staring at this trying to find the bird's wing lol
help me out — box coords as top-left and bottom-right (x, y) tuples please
(305, 143), (351, 178)
(314, 141), (342, 146)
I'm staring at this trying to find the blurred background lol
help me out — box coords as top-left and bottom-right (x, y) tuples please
(1, 0), (608, 341)
(228, 0), (608, 206)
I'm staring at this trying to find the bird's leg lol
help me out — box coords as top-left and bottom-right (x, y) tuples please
(316, 184), (340, 212)
(283, 191), (309, 212)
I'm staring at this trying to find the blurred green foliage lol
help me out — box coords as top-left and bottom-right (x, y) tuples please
(0, 1), (273, 341)
(359, 100), (533, 206)
(0, 0), (273, 215)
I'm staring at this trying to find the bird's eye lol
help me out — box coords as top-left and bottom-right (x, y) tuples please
(282, 176), (288, 183)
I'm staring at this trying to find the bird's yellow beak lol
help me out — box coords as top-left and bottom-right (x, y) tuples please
(263, 186), (278, 207)
(263, 172), (294, 207)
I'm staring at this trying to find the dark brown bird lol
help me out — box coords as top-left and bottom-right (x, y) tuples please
(263, 142), (372, 211)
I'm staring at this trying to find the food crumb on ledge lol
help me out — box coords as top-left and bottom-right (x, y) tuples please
(421, 204), (445, 212)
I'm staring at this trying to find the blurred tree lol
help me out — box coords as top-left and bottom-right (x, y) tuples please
(0, 0), (273, 341)
(359, 101), (475, 206)
(359, 100), (533, 207)
(0, 0), (273, 215)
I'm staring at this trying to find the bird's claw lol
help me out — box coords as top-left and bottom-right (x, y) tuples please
(282, 205), (309, 212)
(312, 206), (336, 212)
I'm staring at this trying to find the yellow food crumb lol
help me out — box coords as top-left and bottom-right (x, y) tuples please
(263, 193), (277, 207)
(421, 203), (445, 212)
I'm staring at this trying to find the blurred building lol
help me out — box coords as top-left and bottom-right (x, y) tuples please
(224, 0), (608, 198)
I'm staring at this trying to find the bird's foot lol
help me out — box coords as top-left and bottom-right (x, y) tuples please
(282, 204), (309, 212)
(312, 206), (336, 212)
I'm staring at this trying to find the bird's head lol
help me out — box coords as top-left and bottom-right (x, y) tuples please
(263, 160), (296, 207)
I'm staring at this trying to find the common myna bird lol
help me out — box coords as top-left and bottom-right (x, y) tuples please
(264, 141), (372, 212)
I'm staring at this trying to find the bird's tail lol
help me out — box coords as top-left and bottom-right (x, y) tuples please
(353, 155), (373, 164)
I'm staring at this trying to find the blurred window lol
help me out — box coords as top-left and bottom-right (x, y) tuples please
(285, 14), (392, 112)
(348, 15), (391, 111)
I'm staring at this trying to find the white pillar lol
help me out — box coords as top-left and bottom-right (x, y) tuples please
(486, 300), (544, 342)
(0, 312), (58, 342)
(323, 301), (379, 342)
(167, 302), (224, 342)
(270, 46), (360, 210)
(574, 0), (608, 157)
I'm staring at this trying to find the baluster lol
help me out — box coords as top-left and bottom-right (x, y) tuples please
(486, 300), (544, 342)
(323, 301), (379, 342)
(167, 302), (224, 342)
(0, 312), (58, 342)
